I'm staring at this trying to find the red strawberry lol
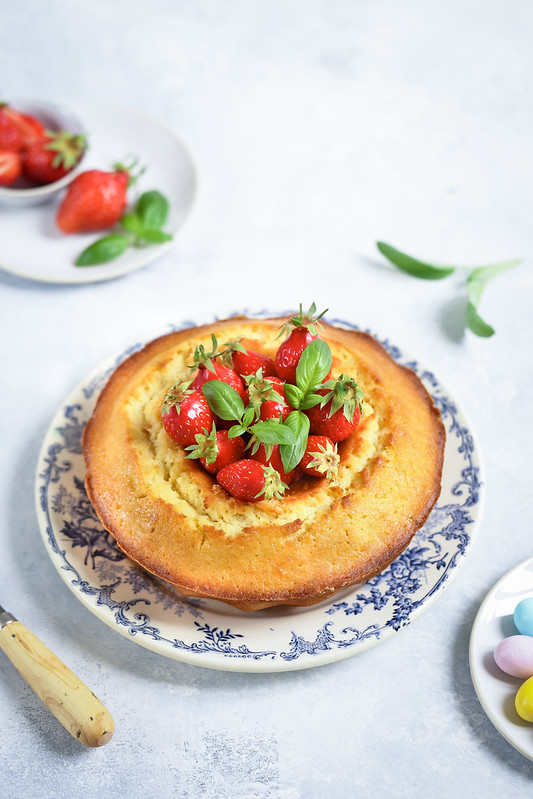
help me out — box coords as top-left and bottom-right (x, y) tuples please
(185, 425), (246, 474)
(243, 374), (289, 421)
(23, 130), (86, 185)
(223, 339), (277, 378)
(0, 150), (22, 186)
(161, 380), (214, 447)
(0, 107), (23, 151)
(275, 303), (327, 383)
(191, 360), (244, 396)
(56, 165), (131, 233)
(217, 460), (288, 502)
(306, 375), (363, 443)
(1, 105), (45, 148)
(189, 336), (244, 397)
(251, 443), (295, 484)
(300, 435), (339, 480)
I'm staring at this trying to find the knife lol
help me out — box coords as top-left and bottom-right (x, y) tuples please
(0, 604), (114, 747)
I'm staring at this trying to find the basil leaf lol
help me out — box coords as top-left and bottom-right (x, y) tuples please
(250, 420), (297, 445)
(141, 230), (173, 244)
(75, 234), (130, 266)
(465, 260), (521, 337)
(136, 190), (169, 230)
(279, 410), (310, 473)
(121, 213), (144, 236)
(202, 380), (244, 421)
(377, 241), (455, 280)
(300, 392), (323, 410)
(284, 383), (303, 410)
(295, 339), (332, 397)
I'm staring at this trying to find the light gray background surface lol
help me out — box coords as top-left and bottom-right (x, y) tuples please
(1, 2), (532, 797)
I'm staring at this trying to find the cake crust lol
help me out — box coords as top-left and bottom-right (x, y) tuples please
(83, 317), (445, 611)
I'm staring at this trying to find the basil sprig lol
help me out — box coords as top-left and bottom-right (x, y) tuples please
(76, 190), (173, 267)
(377, 241), (521, 337)
(201, 380), (296, 450)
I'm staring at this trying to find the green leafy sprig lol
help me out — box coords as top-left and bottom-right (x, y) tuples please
(76, 190), (173, 267)
(377, 241), (522, 338)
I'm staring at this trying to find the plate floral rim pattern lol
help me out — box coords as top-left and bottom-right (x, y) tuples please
(35, 312), (484, 672)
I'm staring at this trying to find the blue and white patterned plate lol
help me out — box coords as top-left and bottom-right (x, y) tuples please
(35, 315), (484, 672)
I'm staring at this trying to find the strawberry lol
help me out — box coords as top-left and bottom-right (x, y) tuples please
(243, 374), (289, 421)
(0, 107), (23, 151)
(306, 375), (363, 443)
(189, 336), (244, 397)
(275, 303), (327, 383)
(0, 150), (22, 186)
(23, 130), (86, 185)
(185, 425), (246, 474)
(56, 164), (131, 233)
(223, 338), (277, 378)
(1, 105), (45, 149)
(161, 380), (214, 447)
(217, 460), (288, 502)
(250, 443), (295, 484)
(300, 435), (339, 480)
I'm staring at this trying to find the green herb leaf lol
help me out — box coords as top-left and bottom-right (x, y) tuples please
(377, 241), (456, 280)
(136, 190), (170, 231)
(295, 339), (332, 397)
(141, 230), (173, 244)
(250, 419), (297, 446)
(279, 410), (310, 473)
(202, 380), (244, 421)
(283, 383), (303, 410)
(465, 260), (521, 337)
(120, 213), (144, 236)
(75, 234), (130, 266)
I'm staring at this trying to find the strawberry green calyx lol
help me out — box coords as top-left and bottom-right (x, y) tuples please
(220, 337), (247, 366)
(258, 464), (289, 500)
(190, 334), (221, 374)
(161, 378), (195, 415)
(112, 157), (146, 187)
(185, 423), (219, 465)
(44, 130), (87, 169)
(277, 302), (328, 340)
(306, 440), (340, 481)
(245, 372), (287, 417)
(320, 374), (364, 421)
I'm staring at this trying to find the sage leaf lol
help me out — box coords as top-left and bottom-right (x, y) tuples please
(279, 410), (310, 473)
(75, 234), (130, 266)
(377, 241), (455, 280)
(465, 260), (521, 337)
(202, 380), (244, 421)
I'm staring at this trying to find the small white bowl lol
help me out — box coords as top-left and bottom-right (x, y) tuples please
(0, 99), (87, 207)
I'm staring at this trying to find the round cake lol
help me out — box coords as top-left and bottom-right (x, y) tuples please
(82, 314), (445, 611)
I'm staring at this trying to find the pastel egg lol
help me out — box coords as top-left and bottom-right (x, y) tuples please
(514, 597), (533, 637)
(515, 676), (533, 722)
(494, 635), (533, 678)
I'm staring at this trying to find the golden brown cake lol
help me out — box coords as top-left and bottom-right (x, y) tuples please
(82, 316), (445, 611)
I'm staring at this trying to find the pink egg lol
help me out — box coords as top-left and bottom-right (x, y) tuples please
(494, 635), (533, 679)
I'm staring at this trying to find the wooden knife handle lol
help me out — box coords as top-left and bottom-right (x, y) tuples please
(0, 619), (114, 747)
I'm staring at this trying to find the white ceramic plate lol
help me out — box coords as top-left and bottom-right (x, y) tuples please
(35, 315), (484, 672)
(470, 556), (533, 760)
(0, 102), (196, 283)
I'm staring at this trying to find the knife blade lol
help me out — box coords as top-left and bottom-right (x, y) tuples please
(0, 604), (114, 747)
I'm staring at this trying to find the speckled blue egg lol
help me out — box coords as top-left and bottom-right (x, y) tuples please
(514, 597), (533, 637)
